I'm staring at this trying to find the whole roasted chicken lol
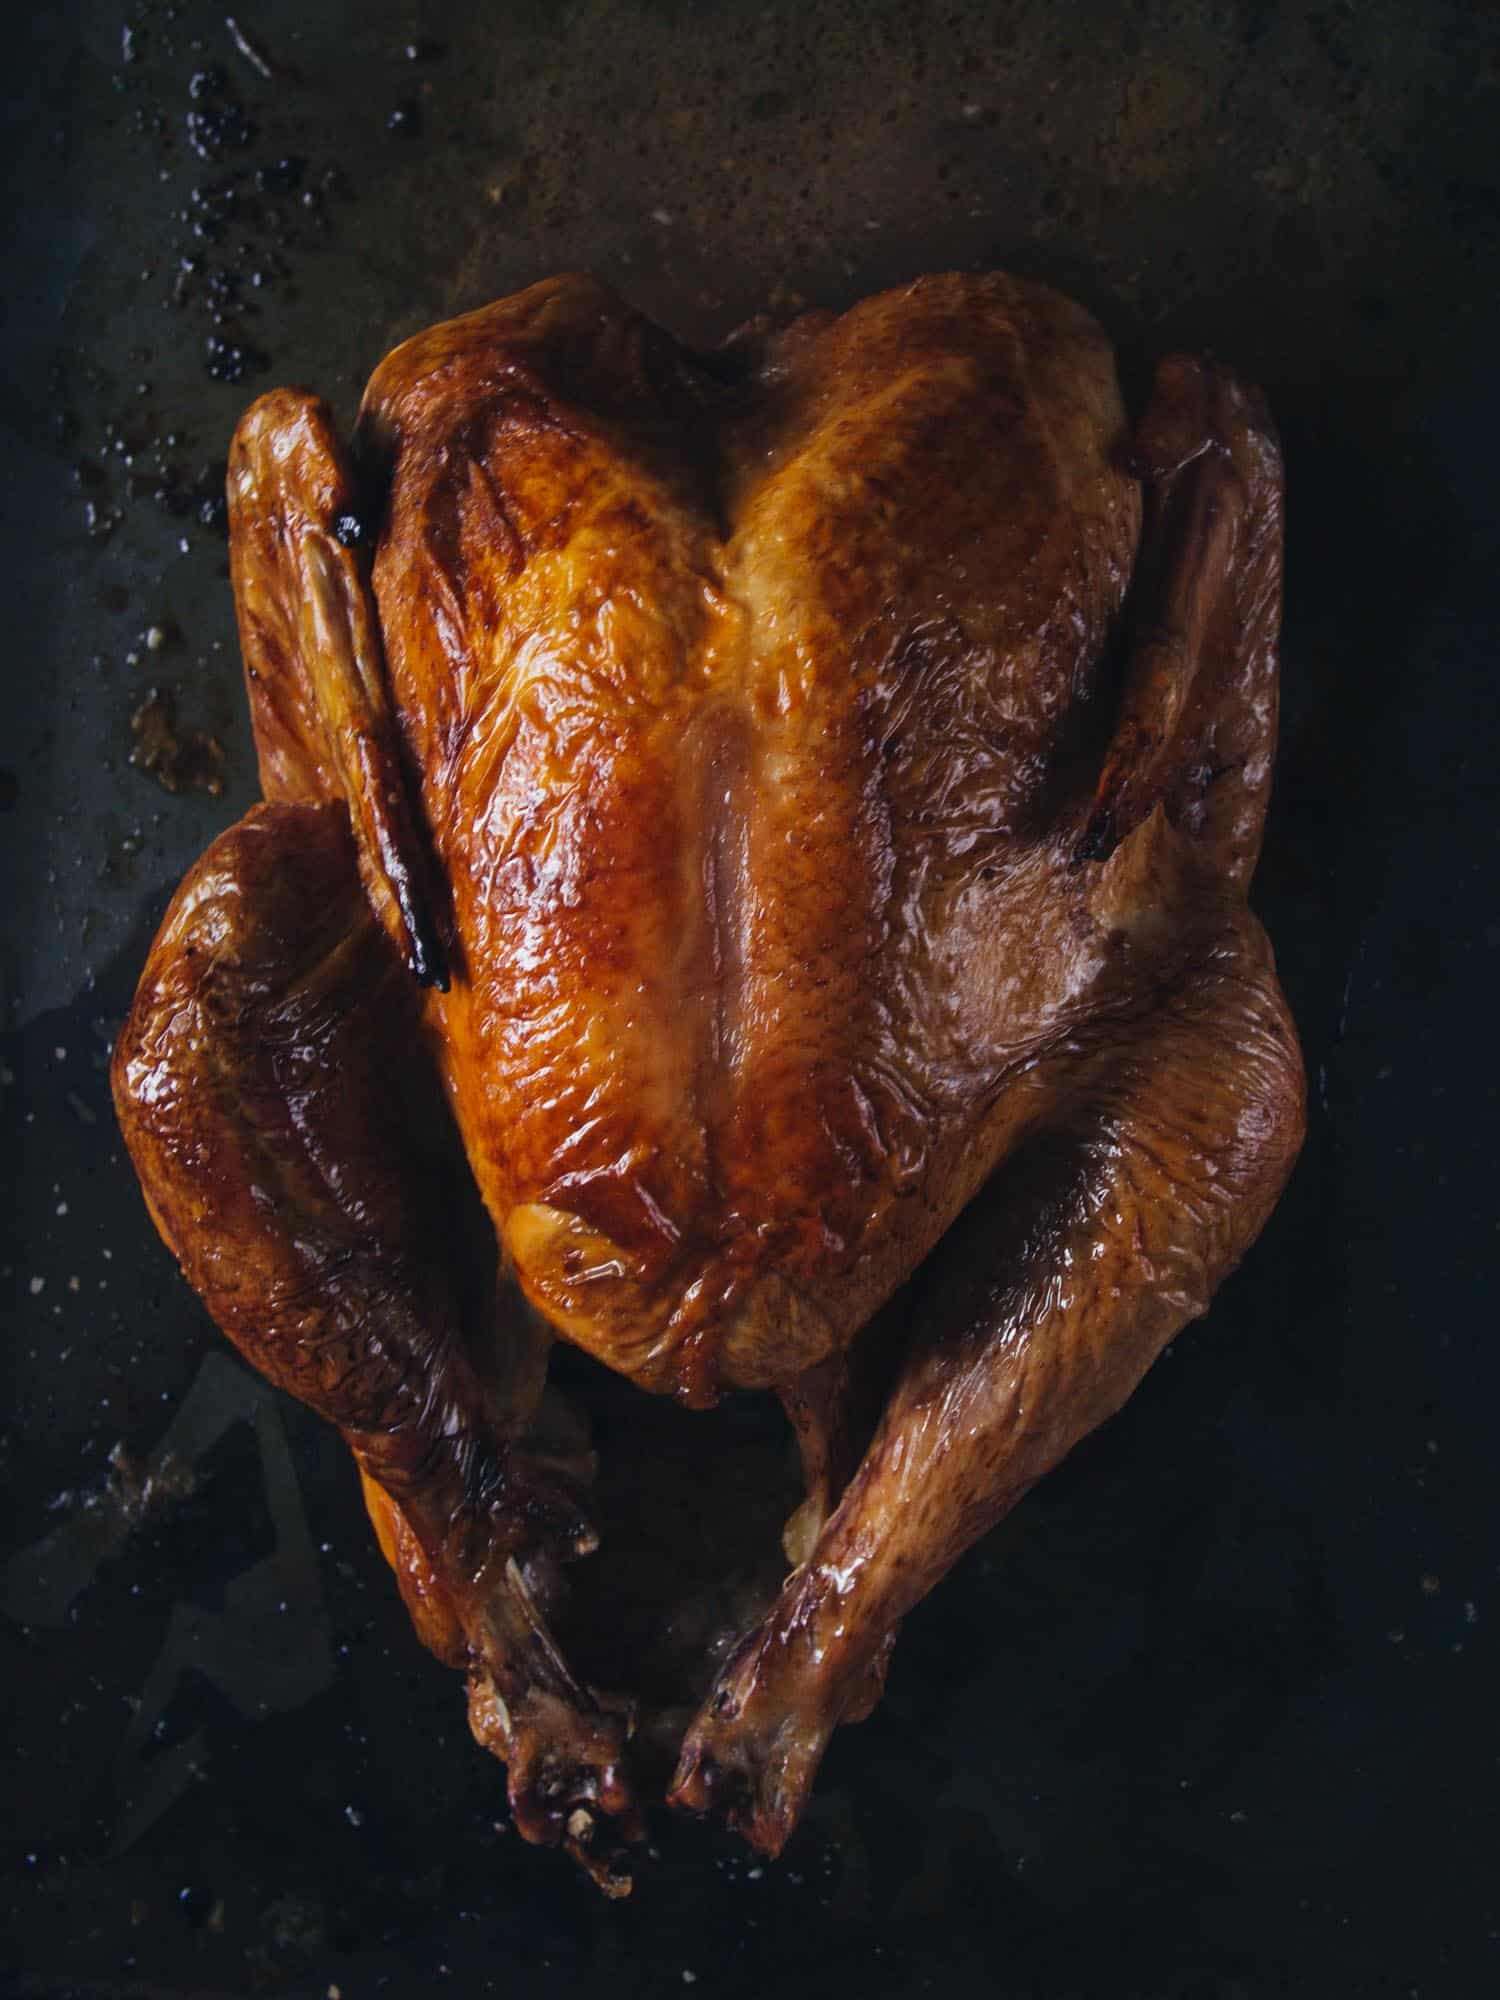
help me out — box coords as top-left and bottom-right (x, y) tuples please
(113, 271), (1303, 1887)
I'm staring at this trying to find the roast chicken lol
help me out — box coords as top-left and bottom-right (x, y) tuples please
(112, 271), (1304, 1889)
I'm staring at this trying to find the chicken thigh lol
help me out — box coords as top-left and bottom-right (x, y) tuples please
(113, 271), (1303, 1884)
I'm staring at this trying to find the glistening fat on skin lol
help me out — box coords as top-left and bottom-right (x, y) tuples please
(111, 271), (1304, 1892)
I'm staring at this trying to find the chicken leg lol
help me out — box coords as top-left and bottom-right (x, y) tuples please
(669, 352), (1303, 1854)
(111, 800), (643, 1863)
(669, 885), (1303, 1851)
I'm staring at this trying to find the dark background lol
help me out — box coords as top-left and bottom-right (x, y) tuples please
(3, 2), (1497, 1994)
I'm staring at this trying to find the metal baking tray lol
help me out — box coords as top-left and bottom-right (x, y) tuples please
(4, 3), (1496, 1993)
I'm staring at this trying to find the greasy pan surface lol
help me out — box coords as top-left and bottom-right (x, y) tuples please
(3, 2), (1497, 1994)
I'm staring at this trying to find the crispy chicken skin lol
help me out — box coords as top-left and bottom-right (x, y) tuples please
(113, 271), (1303, 1883)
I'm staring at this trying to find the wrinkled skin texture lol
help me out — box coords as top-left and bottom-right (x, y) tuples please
(113, 272), (1303, 1884)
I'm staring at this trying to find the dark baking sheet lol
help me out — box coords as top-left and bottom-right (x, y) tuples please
(3, 2), (1497, 1994)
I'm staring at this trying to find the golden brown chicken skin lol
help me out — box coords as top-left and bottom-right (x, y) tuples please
(113, 271), (1303, 1884)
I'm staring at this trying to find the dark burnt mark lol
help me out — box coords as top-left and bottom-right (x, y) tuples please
(1073, 804), (1117, 866)
(348, 411), (397, 538)
(128, 687), (227, 796)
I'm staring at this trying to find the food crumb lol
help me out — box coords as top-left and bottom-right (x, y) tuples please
(129, 687), (226, 796)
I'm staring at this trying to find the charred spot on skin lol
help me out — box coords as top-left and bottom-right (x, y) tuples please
(1074, 805), (1118, 866)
